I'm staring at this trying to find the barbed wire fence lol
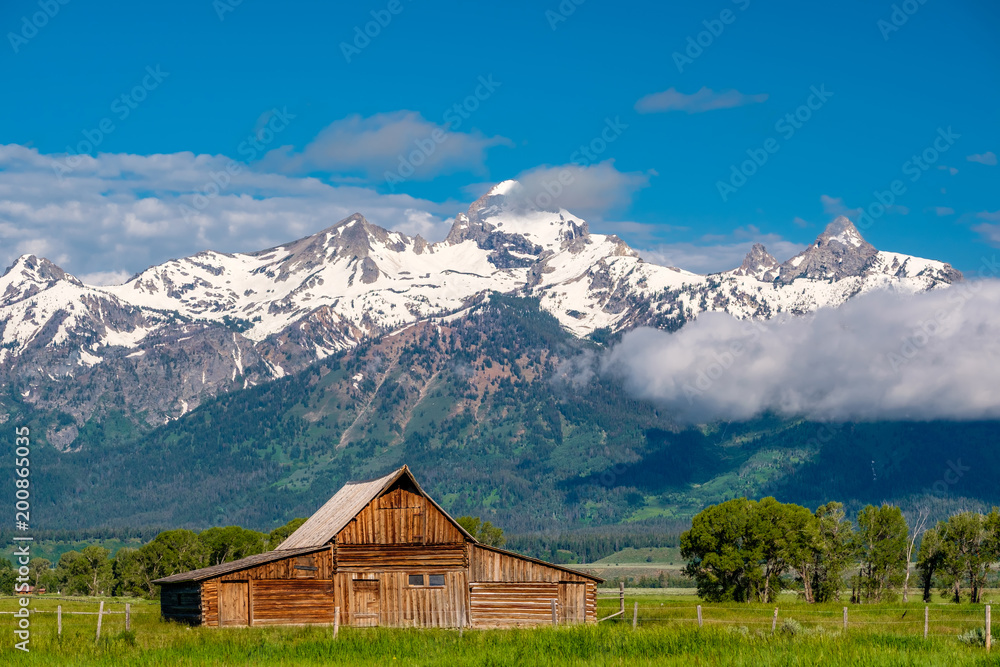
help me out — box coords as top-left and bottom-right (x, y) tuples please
(596, 585), (993, 648)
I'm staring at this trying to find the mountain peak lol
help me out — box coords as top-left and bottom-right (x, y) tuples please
(732, 243), (780, 280)
(778, 216), (879, 284)
(0, 255), (83, 306)
(817, 216), (871, 251)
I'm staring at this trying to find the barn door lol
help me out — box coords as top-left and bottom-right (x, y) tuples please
(352, 579), (380, 626)
(558, 582), (587, 624)
(219, 581), (249, 626)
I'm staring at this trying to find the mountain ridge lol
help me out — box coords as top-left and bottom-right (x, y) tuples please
(0, 182), (963, 442)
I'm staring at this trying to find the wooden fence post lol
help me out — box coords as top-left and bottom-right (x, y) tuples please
(986, 605), (992, 652)
(771, 607), (778, 634)
(57, 605), (62, 636)
(551, 599), (558, 626)
(125, 603), (131, 632)
(619, 582), (624, 618)
(697, 604), (702, 628)
(95, 601), (104, 641)
(843, 607), (847, 631)
(924, 606), (929, 640)
(632, 601), (638, 629)
(334, 606), (340, 639)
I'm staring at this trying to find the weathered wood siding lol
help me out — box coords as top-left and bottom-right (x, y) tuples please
(219, 581), (249, 626)
(469, 582), (559, 627)
(251, 580), (336, 626)
(335, 543), (467, 570)
(334, 570), (469, 627)
(201, 580), (218, 626)
(471, 545), (593, 583)
(337, 485), (465, 545)
(558, 581), (589, 624)
(160, 583), (201, 624)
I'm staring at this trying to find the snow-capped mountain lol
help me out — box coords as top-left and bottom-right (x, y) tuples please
(0, 180), (961, 440)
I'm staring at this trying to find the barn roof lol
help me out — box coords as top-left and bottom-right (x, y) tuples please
(275, 465), (476, 550)
(151, 546), (328, 584)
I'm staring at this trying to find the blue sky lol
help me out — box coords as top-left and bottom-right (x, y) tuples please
(1, 0), (998, 282)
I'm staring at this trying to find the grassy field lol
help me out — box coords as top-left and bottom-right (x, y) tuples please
(0, 595), (996, 666)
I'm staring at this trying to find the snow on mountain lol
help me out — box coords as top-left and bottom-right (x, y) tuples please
(0, 181), (962, 433)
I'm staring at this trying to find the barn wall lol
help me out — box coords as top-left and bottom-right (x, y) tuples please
(469, 582), (559, 627)
(199, 550), (333, 627)
(334, 570), (469, 627)
(160, 583), (201, 625)
(202, 580), (218, 626)
(470, 545), (593, 583)
(469, 546), (598, 624)
(335, 543), (467, 570)
(251, 580), (336, 626)
(337, 485), (465, 545)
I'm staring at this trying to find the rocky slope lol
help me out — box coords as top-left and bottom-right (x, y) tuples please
(0, 180), (962, 441)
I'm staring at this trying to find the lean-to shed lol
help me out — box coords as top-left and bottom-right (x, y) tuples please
(154, 465), (602, 628)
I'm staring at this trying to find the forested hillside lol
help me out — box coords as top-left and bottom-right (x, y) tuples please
(12, 294), (1000, 535)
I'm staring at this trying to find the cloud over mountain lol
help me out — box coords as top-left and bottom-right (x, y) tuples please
(602, 280), (1000, 423)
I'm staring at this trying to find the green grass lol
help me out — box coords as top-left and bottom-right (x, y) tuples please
(1, 595), (996, 665)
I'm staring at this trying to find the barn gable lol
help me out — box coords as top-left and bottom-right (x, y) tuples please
(276, 465), (474, 549)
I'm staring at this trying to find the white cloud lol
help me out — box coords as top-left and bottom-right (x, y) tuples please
(507, 161), (653, 219)
(602, 282), (1000, 423)
(260, 111), (512, 181)
(635, 87), (768, 114)
(967, 152), (997, 166)
(0, 143), (458, 278)
(937, 165), (958, 175)
(929, 206), (955, 216)
(820, 194), (859, 218)
(975, 211), (1000, 246)
(821, 193), (906, 218)
(78, 270), (132, 286)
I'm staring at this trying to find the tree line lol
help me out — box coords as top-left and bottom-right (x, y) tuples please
(0, 515), (503, 598)
(0, 519), (305, 598)
(681, 498), (1000, 604)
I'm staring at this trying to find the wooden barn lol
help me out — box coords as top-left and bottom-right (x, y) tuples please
(154, 465), (602, 628)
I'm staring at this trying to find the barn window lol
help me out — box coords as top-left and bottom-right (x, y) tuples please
(407, 574), (445, 587)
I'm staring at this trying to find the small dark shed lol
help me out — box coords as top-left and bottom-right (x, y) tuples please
(154, 465), (602, 627)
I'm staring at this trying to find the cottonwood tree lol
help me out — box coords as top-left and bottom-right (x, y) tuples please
(54, 546), (115, 596)
(811, 502), (857, 602)
(457, 516), (505, 547)
(916, 526), (948, 602)
(902, 507), (930, 602)
(854, 504), (909, 603)
(682, 497), (816, 603)
(682, 498), (763, 602)
(199, 526), (268, 565)
(919, 510), (1000, 603)
(267, 517), (308, 550)
(28, 558), (51, 590)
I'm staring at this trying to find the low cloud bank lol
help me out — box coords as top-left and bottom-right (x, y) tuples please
(602, 280), (1000, 423)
